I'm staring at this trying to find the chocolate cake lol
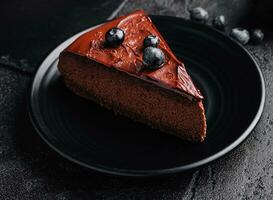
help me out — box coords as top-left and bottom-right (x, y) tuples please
(58, 10), (207, 142)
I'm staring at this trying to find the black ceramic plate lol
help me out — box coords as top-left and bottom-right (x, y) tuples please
(29, 16), (265, 177)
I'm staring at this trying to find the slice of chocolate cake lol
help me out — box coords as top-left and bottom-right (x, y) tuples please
(58, 10), (207, 142)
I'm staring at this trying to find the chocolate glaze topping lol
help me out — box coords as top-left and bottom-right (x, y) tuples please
(65, 10), (203, 100)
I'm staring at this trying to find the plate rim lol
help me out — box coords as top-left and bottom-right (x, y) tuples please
(28, 15), (266, 177)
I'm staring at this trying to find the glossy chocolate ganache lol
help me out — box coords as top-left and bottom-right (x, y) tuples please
(65, 10), (203, 100)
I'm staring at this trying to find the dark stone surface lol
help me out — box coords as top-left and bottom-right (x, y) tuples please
(0, 0), (273, 199)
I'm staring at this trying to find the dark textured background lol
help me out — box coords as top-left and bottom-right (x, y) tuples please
(1, 0), (273, 199)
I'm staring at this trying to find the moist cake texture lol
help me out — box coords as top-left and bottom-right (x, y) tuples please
(58, 10), (207, 142)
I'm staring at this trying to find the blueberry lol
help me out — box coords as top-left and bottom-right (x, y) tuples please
(230, 28), (250, 45)
(251, 29), (264, 44)
(105, 28), (125, 47)
(212, 15), (226, 31)
(143, 47), (165, 70)
(190, 7), (209, 24)
(143, 35), (160, 48)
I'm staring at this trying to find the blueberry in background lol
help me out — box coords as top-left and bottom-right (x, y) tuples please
(143, 35), (160, 48)
(230, 28), (250, 45)
(212, 15), (226, 31)
(250, 29), (264, 44)
(190, 7), (209, 24)
(143, 47), (165, 70)
(105, 28), (125, 47)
